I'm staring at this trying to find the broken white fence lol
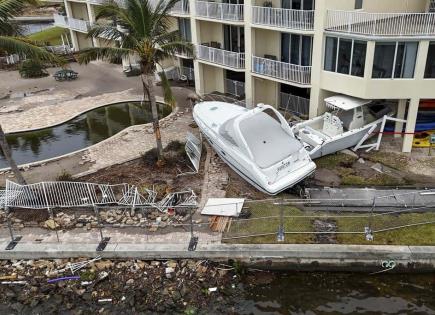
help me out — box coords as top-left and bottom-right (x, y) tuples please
(184, 132), (202, 174)
(3, 180), (197, 213)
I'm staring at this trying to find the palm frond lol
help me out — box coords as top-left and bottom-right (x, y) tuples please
(76, 46), (133, 64)
(0, 35), (65, 64)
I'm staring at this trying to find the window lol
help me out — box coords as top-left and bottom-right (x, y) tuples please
(337, 39), (352, 74)
(324, 36), (366, 77)
(324, 37), (337, 72)
(424, 41), (435, 78)
(178, 18), (191, 42)
(281, 33), (313, 66)
(224, 25), (244, 52)
(282, 0), (314, 10)
(355, 0), (363, 9)
(351, 41), (366, 76)
(372, 41), (418, 79)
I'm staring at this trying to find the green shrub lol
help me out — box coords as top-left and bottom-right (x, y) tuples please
(56, 170), (74, 181)
(18, 59), (49, 78)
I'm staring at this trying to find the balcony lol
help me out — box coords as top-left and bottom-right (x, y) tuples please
(195, 1), (244, 22)
(53, 14), (68, 28)
(171, 0), (190, 15)
(279, 92), (310, 118)
(252, 6), (314, 31)
(326, 10), (435, 37)
(197, 45), (245, 69)
(252, 56), (311, 85)
(225, 79), (245, 97)
(69, 17), (92, 32)
(178, 66), (195, 80)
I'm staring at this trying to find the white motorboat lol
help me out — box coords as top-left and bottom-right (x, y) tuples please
(193, 101), (316, 195)
(291, 95), (393, 159)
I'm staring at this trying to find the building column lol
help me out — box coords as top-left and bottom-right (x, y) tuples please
(64, 1), (79, 50)
(402, 98), (419, 153)
(189, 2), (203, 95)
(86, 3), (99, 47)
(401, 40), (430, 152)
(243, 0), (253, 108)
(394, 99), (407, 138)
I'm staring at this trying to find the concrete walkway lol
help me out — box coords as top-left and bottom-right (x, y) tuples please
(1, 239), (434, 271)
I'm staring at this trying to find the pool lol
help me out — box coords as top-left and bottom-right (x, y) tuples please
(0, 101), (172, 169)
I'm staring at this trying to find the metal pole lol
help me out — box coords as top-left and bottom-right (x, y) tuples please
(94, 205), (104, 241)
(277, 206), (284, 242)
(6, 207), (14, 242)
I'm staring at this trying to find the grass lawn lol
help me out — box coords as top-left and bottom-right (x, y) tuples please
(223, 201), (435, 245)
(28, 27), (68, 46)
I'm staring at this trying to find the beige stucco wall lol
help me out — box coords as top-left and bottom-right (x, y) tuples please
(76, 32), (93, 49)
(362, 0), (428, 13)
(197, 21), (223, 44)
(253, 28), (280, 58)
(254, 77), (278, 107)
(201, 64), (225, 94)
(70, 2), (89, 21)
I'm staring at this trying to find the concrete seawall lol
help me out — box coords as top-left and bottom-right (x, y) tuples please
(1, 243), (434, 272)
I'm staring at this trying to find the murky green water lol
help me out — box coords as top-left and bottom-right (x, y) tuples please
(0, 101), (171, 168)
(234, 272), (435, 315)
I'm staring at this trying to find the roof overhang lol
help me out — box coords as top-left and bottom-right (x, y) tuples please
(325, 95), (371, 111)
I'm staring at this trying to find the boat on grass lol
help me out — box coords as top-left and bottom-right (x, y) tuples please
(193, 101), (316, 195)
(291, 95), (393, 159)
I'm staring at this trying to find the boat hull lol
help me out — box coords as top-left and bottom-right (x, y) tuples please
(193, 102), (316, 195)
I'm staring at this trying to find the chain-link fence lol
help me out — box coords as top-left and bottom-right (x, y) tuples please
(223, 189), (435, 244)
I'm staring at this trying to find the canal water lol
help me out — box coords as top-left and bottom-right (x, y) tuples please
(233, 272), (435, 314)
(0, 101), (171, 168)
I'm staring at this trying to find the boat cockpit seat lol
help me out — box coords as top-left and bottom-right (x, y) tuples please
(322, 112), (343, 137)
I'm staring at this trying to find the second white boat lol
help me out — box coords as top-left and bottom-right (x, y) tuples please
(193, 101), (316, 195)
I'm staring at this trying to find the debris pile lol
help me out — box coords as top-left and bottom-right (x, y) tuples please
(0, 259), (237, 314)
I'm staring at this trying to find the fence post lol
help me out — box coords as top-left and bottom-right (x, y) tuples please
(188, 207), (198, 251)
(365, 196), (375, 241)
(94, 205), (110, 251)
(5, 205), (22, 250)
(277, 206), (284, 242)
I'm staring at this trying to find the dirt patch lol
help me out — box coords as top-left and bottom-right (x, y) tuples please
(80, 141), (204, 199)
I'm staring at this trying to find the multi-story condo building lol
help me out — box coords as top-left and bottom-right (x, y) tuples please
(55, 0), (435, 153)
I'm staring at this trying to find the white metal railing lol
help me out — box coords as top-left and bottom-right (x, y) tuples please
(179, 66), (195, 80)
(225, 79), (245, 97)
(195, 1), (244, 21)
(171, 0), (190, 14)
(279, 92), (310, 117)
(68, 17), (92, 32)
(252, 6), (314, 31)
(326, 10), (435, 37)
(53, 14), (68, 28)
(252, 56), (311, 85)
(197, 45), (245, 69)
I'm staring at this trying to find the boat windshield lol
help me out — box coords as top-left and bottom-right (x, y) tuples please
(239, 110), (302, 169)
(219, 117), (238, 147)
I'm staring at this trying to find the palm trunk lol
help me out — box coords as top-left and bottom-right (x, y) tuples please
(144, 74), (163, 160)
(0, 124), (26, 185)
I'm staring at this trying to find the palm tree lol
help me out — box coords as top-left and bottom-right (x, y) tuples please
(0, 0), (61, 63)
(77, 0), (193, 161)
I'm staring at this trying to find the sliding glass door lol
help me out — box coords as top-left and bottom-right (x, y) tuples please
(224, 25), (244, 53)
(281, 33), (312, 66)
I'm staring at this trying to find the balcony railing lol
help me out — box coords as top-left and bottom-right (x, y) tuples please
(53, 14), (68, 28)
(225, 79), (245, 97)
(197, 45), (245, 69)
(68, 17), (92, 32)
(326, 10), (435, 37)
(195, 1), (244, 21)
(252, 6), (314, 31)
(252, 56), (311, 85)
(171, 0), (190, 14)
(279, 92), (310, 118)
(179, 66), (195, 80)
